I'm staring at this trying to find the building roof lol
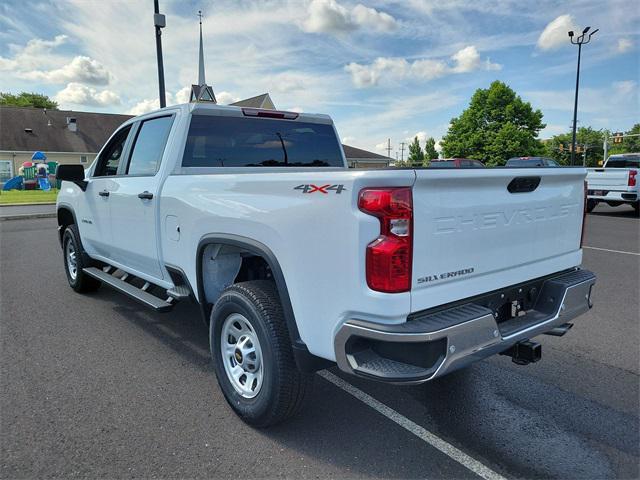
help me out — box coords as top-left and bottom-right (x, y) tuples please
(230, 93), (275, 109)
(0, 105), (387, 162)
(341, 144), (390, 160)
(0, 106), (133, 153)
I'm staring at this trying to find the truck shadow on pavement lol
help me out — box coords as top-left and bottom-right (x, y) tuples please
(99, 292), (638, 479)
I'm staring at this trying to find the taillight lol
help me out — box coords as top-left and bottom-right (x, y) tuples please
(629, 169), (637, 187)
(581, 180), (587, 248)
(358, 187), (413, 293)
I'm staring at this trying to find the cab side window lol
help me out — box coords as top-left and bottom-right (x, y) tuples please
(127, 116), (174, 176)
(93, 126), (132, 177)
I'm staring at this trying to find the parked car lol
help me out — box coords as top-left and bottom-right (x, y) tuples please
(429, 158), (484, 168)
(56, 102), (596, 427)
(506, 157), (560, 167)
(586, 153), (639, 214)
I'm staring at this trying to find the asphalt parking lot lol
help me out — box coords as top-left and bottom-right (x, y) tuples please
(1, 203), (638, 479)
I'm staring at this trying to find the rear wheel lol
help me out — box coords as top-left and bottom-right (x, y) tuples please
(210, 280), (312, 427)
(633, 202), (639, 216)
(62, 224), (101, 293)
(586, 199), (597, 213)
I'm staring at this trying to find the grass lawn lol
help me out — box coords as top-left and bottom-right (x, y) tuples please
(0, 189), (59, 205)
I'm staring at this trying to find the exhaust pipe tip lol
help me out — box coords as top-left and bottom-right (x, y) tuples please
(544, 323), (574, 337)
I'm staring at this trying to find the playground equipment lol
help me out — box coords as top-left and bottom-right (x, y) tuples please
(2, 151), (59, 191)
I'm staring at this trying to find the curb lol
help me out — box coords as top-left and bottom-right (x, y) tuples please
(0, 213), (57, 221)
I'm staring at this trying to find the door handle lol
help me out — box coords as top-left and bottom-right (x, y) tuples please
(98, 190), (110, 197)
(138, 191), (154, 200)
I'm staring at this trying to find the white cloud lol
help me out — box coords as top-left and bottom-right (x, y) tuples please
(303, 0), (353, 34)
(216, 91), (239, 104)
(0, 35), (68, 71)
(537, 15), (577, 51)
(25, 56), (111, 85)
(351, 4), (398, 32)
(55, 82), (120, 107)
(345, 46), (501, 87)
(406, 131), (428, 143)
(287, 106), (304, 113)
(616, 38), (633, 53)
(302, 0), (397, 35)
(613, 80), (636, 96)
(127, 98), (160, 116)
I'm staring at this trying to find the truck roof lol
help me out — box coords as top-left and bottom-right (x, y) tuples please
(127, 103), (334, 126)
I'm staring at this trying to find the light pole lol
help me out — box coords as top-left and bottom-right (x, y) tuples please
(568, 26), (598, 166)
(153, 0), (167, 108)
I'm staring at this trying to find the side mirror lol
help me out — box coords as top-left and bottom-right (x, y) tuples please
(56, 164), (87, 190)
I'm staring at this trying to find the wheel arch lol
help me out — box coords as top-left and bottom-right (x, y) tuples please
(57, 205), (78, 246)
(196, 234), (330, 372)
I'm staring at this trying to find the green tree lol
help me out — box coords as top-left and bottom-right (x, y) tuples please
(543, 127), (604, 166)
(440, 81), (545, 166)
(0, 91), (58, 109)
(424, 137), (439, 161)
(407, 136), (424, 165)
(607, 123), (640, 156)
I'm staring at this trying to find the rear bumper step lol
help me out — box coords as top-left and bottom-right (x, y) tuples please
(83, 267), (173, 312)
(334, 269), (596, 384)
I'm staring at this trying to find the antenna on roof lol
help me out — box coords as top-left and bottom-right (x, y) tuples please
(190, 9), (217, 104)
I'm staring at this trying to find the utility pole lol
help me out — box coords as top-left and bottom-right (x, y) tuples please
(399, 142), (405, 163)
(386, 138), (392, 158)
(568, 26), (598, 166)
(603, 133), (608, 164)
(153, 0), (167, 108)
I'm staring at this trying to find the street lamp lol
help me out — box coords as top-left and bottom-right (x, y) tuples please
(153, 0), (167, 108)
(568, 26), (598, 165)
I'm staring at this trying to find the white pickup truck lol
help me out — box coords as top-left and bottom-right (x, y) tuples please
(586, 153), (639, 214)
(56, 103), (596, 426)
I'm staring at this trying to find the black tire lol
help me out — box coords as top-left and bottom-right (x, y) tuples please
(633, 203), (640, 217)
(586, 199), (597, 213)
(62, 224), (101, 293)
(210, 280), (312, 427)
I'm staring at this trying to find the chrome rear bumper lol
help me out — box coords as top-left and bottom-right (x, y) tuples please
(334, 269), (596, 384)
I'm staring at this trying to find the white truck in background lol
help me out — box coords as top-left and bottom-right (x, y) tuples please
(586, 153), (639, 215)
(56, 102), (596, 427)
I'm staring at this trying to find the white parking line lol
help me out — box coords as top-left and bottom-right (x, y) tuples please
(583, 246), (640, 256)
(318, 370), (507, 480)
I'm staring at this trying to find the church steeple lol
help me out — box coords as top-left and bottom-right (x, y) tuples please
(198, 10), (205, 85)
(190, 9), (216, 103)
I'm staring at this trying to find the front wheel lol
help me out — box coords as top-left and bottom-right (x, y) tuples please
(62, 224), (101, 293)
(210, 280), (312, 427)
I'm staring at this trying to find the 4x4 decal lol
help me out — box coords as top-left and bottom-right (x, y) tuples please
(294, 184), (346, 194)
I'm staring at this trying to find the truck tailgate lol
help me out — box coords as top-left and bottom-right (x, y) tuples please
(410, 168), (585, 312)
(586, 168), (629, 188)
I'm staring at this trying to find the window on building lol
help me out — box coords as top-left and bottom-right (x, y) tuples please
(80, 155), (88, 164)
(0, 160), (13, 183)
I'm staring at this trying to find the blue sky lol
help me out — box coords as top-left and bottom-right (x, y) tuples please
(1, 0), (638, 155)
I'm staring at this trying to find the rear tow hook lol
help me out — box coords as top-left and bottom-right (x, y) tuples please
(500, 340), (541, 365)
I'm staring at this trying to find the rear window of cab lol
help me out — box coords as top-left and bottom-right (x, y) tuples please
(182, 115), (344, 167)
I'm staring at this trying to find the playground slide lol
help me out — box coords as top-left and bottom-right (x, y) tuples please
(38, 177), (52, 191)
(2, 176), (23, 191)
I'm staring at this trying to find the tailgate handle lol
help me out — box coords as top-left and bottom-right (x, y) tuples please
(508, 176), (540, 193)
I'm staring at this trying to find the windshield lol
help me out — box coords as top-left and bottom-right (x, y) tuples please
(606, 155), (640, 168)
(182, 115), (344, 167)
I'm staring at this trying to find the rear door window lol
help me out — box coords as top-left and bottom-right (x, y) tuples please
(182, 115), (343, 167)
(127, 116), (174, 175)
